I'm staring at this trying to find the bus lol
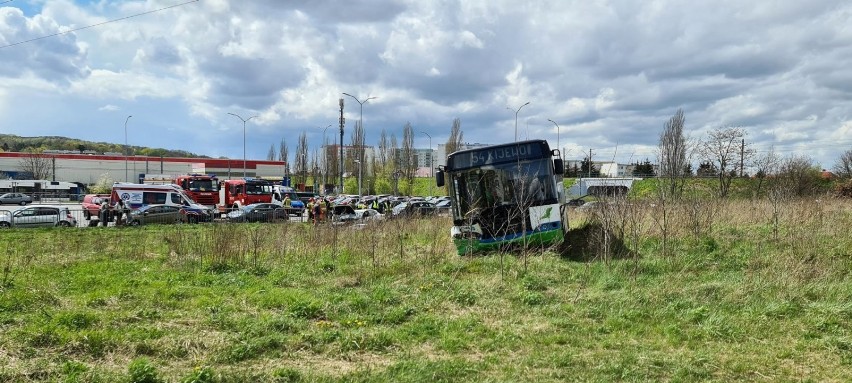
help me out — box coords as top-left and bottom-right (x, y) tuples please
(436, 140), (565, 254)
(0, 180), (85, 201)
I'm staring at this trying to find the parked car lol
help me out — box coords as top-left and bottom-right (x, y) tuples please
(392, 201), (438, 218)
(127, 204), (188, 226)
(0, 205), (77, 228)
(354, 208), (384, 222)
(226, 203), (286, 223)
(434, 199), (452, 215)
(81, 194), (111, 220)
(0, 193), (33, 206)
(331, 204), (357, 225)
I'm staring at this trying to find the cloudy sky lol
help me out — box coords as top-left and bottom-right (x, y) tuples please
(1, 0), (851, 169)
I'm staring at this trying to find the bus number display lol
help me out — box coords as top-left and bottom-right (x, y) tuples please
(452, 143), (543, 169)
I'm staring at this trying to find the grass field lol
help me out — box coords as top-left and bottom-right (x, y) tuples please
(1, 199), (850, 382)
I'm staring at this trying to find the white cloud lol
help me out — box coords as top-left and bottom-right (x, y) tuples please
(98, 104), (119, 111)
(0, 0), (850, 167)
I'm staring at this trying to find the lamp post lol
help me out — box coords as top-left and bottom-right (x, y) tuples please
(508, 101), (530, 142)
(420, 131), (432, 196)
(354, 159), (362, 198)
(342, 92), (376, 141)
(227, 112), (258, 178)
(547, 119), (561, 155)
(124, 115), (132, 182)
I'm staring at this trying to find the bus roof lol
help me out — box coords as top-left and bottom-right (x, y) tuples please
(445, 139), (551, 171)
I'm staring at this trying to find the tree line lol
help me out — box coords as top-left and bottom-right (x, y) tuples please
(265, 118), (465, 195)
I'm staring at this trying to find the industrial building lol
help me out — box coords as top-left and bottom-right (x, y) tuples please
(0, 152), (286, 185)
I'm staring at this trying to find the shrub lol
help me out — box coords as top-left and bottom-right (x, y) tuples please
(128, 358), (162, 383)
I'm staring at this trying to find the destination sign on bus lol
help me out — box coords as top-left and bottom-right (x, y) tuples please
(450, 142), (546, 169)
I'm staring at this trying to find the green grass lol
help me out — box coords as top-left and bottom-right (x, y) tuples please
(0, 201), (850, 382)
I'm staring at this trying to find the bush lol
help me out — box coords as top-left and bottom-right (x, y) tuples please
(835, 179), (852, 198)
(128, 358), (162, 383)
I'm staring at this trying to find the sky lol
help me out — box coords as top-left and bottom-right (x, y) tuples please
(1, 0), (851, 170)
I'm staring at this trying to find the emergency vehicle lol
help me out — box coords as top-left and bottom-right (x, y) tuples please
(218, 178), (274, 213)
(142, 174), (219, 208)
(111, 183), (215, 223)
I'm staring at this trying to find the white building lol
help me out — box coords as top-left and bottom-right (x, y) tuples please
(435, 142), (492, 168)
(0, 152), (286, 184)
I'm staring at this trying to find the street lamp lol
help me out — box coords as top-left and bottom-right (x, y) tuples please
(342, 92), (376, 134)
(227, 112), (258, 178)
(124, 115), (132, 182)
(420, 130), (432, 196)
(547, 119), (561, 155)
(508, 101), (530, 142)
(354, 159), (362, 198)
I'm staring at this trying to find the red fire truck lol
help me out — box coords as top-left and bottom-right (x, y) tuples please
(142, 174), (219, 208)
(218, 178), (274, 213)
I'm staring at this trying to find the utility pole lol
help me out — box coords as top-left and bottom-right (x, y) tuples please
(589, 148), (593, 178)
(338, 98), (345, 194)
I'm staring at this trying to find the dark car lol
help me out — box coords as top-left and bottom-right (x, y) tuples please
(434, 199), (452, 215)
(0, 193), (33, 205)
(127, 205), (187, 226)
(392, 201), (438, 218)
(226, 203), (286, 223)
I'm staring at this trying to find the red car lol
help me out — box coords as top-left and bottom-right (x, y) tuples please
(81, 194), (111, 220)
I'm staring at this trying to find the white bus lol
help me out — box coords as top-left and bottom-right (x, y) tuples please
(0, 180), (85, 201)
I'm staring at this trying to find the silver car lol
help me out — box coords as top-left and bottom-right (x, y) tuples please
(0, 206), (77, 228)
(0, 193), (33, 205)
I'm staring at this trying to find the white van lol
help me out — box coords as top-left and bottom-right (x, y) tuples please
(110, 183), (215, 221)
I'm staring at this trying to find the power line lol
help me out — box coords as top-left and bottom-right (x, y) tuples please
(0, 0), (200, 49)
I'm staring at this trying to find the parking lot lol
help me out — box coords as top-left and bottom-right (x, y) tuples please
(0, 202), (310, 228)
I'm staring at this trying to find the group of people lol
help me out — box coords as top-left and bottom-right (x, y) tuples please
(306, 197), (331, 224)
(94, 199), (130, 227)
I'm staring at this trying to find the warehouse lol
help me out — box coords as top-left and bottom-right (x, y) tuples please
(0, 152), (286, 185)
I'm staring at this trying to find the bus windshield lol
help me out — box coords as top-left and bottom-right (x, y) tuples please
(450, 158), (557, 219)
(187, 179), (218, 192)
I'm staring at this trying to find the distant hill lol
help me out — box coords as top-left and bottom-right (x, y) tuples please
(0, 134), (208, 159)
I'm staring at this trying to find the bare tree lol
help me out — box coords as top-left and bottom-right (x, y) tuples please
(390, 133), (399, 171)
(349, 120), (366, 176)
(445, 118), (464, 156)
(18, 150), (52, 180)
(378, 129), (389, 172)
(279, 139), (289, 177)
(833, 149), (852, 179)
(752, 145), (780, 197)
(295, 132), (309, 186)
(266, 144), (276, 161)
(657, 109), (690, 199)
(699, 126), (753, 198)
(401, 122), (415, 188)
(777, 154), (821, 197)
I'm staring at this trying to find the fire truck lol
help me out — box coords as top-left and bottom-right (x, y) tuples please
(142, 174), (220, 208)
(218, 178), (274, 213)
